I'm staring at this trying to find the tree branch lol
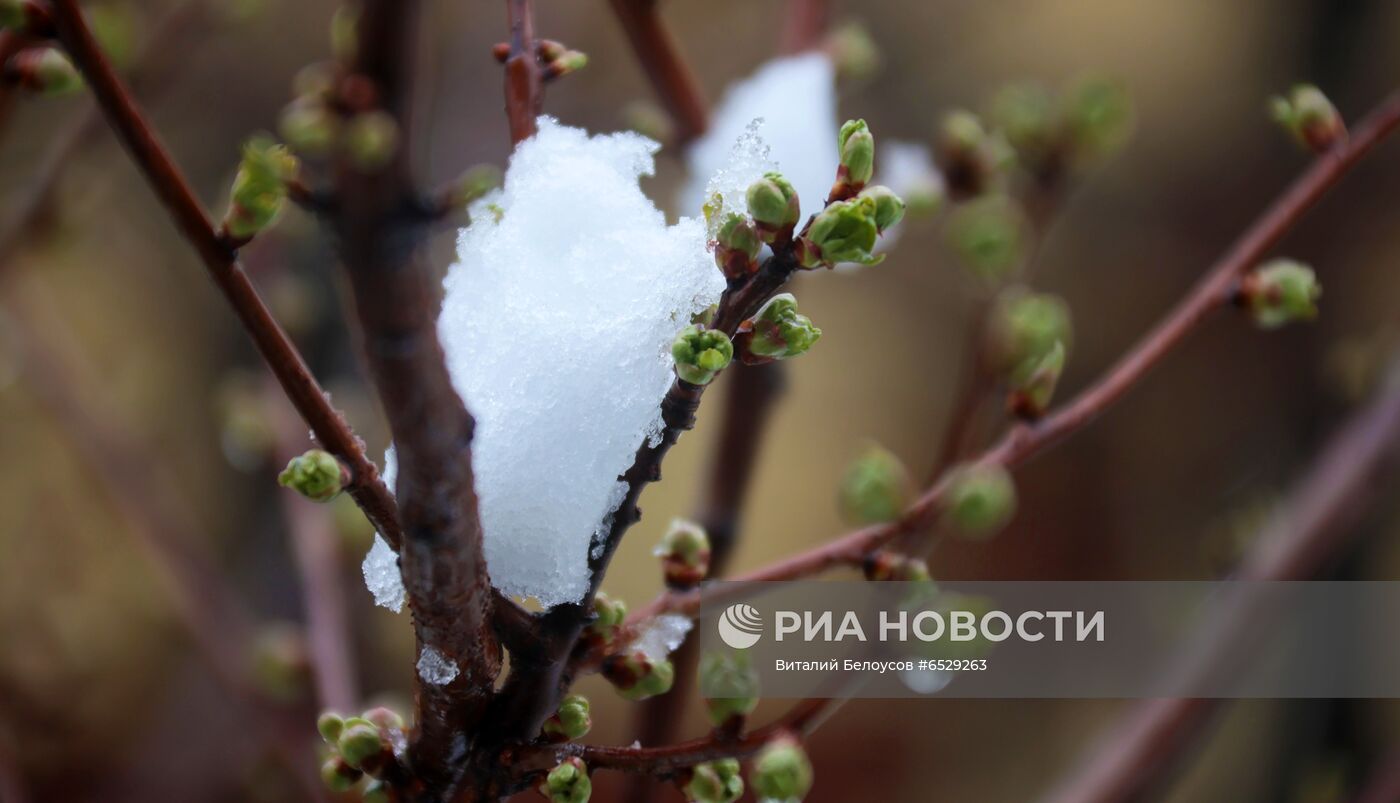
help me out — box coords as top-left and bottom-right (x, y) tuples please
(607, 0), (708, 146)
(779, 0), (830, 55)
(502, 0), (541, 145)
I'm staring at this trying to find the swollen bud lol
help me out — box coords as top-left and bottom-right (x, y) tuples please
(278, 449), (345, 502)
(1241, 259), (1321, 329)
(751, 736), (814, 801)
(797, 197), (881, 269)
(746, 172), (801, 241)
(836, 118), (876, 191)
(944, 463), (1017, 539)
(586, 591), (628, 640)
(1270, 85), (1345, 153)
(278, 97), (339, 157)
(223, 137), (298, 240)
(657, 518), (711, 588)
(685, 758), (744, 803)
(987, 287), (1073, 378)
(12, 49), (83, 97)
(735, 293), (822, 364)
(317, 711), (345, 744)
(988, 82), (1058, 174)
(603, 652), (675, 700)
(363, 706), (405, 732)
(945, 194), (1025, 281)
(544, 757), (592, 803)
(344, 110), (400, 172)
(336, 718), (387, 770)
(840, 444), (912, 525)
(700, 651), (759, 728)
(672, 325), (733, 386)
(1063, 75), (1134, 162)
(542, 694), (592, 742)
(448, 164), (504, 211)
(856, 185), (905, 232)
(936, 110), (1012, 200)
(714, 213), (762, 280)
(1007, 340), (1065, 420)
(320, 756), (362, 792)
(543, 49), (589, 81)
(824, 22), (880, 83)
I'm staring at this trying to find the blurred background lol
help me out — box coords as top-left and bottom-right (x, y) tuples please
(2, 0), (1400, 800)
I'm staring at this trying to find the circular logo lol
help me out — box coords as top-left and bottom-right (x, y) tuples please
(717, 603), (763, 649)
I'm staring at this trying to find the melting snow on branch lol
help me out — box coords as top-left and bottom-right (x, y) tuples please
(631, 614), (693, 661)
(361, 533), (405, 613)
(416, 646), (459, 685)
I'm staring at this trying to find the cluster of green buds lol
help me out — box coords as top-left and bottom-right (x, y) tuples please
(316, 707), (404, 792)
(542, 694), (592, 742)
(943, 462), (1017, 539)
(988, 76), (1134, 179)
(713, 212), (763, 280)
(699, 651), (759, 728)
(945, 194), (1026, 281)
(278, 448), (346, 502)
(795, 196), (881, 268)
(250, 622), (310, 702)
(1239, 259), (1321, 329)
(751, 736), (814, 801)
(602, 651), (675, 700)
(657, 518), (711, 588)
(936, 110), (1013, 199)
(672, 325), (734, 386)
(746, 172), (802, 244)
(7, 49), (83, 96)
(1270, 85), (1345, 153)
(863, 550), (931, 582)
(684, 758), (744, 803)
(839, 443), (912, 525)
(543, 757), (591, 803)
(734, 294), (822, 365)
(222, 137), (298, 242)
(831, 118), (875, 199)
(584, 591), (627, 643)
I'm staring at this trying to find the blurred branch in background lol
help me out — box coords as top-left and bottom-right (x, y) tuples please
(606, 0), (707, 146)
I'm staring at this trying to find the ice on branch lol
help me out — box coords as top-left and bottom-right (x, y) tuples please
(437, 118), (725, 608)
(361, 534), (405, 613)
(631, 614), (693, 661)
(416, 646), (459, 686)
(680, 53), (838, 221)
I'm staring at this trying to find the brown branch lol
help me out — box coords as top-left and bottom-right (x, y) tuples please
(42, 0), (402, 546)
(607, 0), (708, 146)
(1037, 361), (1400, 803)
(502, 0), (541, 145)
(778, 0), (830, 55)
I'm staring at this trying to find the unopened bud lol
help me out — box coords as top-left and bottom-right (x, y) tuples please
(714, 213), (762, 280)
(603, 652), (675, 700)
(798, 197), (881, 269)
(330, 5), (358, 62)
(12, 49), (84, 97)
(751, 736), (813, 801)
(450, 164), (504, 210)
(223, 137), (298, 240)
(316, 711), (345, 744)
(657, 518), (711, 587)
(292, 62), (338, 98)
(1007, 340), (1065, 420)
(944, 463), (1017, 539)
(988, 82), (1058, 175)
(945, 194), (1025, 281)
(1241, 259), (1321, 329)
(840, 444), (911, 525)
(320, 756), (362, 792)
(746, 172), (801, 240)
(344, 110), (399, 172)
(587, 591), (628, 640)
(735, 293), (822, 364)
(362, 706), (404, 732)
(936, 110), (1012, 199)
(544, 49), (589, 81)
(278, 97), (339, 157)
(337, 717), (387, 770)
(863, 550), (930, 582)
(544, 757), (591, 803)
(856, 185), (905, 232)
(278, 449), (345, 502)
(700, 651), (758, 727)
(987, 287), (1073, 378)
(1271, 84), (1345, 153)
(685, 758), (744, 803)
(836, 118), (875, 190)
(672, 325), (733, 386)
(824, 22), (880, 83)
(1064, 75), (1134, 162)
(542, 694), (592, 742)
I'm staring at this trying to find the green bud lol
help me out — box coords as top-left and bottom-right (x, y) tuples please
(944, 463), (1017, 539)
(945, 194), (1025, 281)
(988, 82), (1058, 170)
(1064, 75), (1134, 161)
(320, 756), (362, 792)
(751, 736), (813, 801)
(1270, 84), (1344, 153)
(1007, 340), (1065, 420)
(604, 652), (675, 700)
(223, 136), (298, 239)
(686, 758), (744, 803)
(544, 49), (589, 80)
(451, 164), (504, 210)
(624, 100), (674, 143)
(672, 325), (733, 385)
(936, 110), (1011, 199)
(856, 185), (905, 232)
(30, 50), (84, 97)
(316, 711), (345, 744)
(278, 449), (344, 502)
(362, 706), (404, 732)
(700, 651), (758, 727)
(746, 172), (801, 237)
(824, 22), (880, 83)
(337, 718), (385, 770)
(735, 293), (822, 364)
(863, 550), (930, 582)
(837, 118), (876, 187)
(1244, 259), (1321, 329)
(330, 5), (359, 62)
(344, 110), (400, 172)
(798, 197), (881, 268)
(543, 694), (592, 741)
(658, 518), (711, 587)
(292, 62), (338, 98)
(839, 444), (911, 525)
(587, 591), (628, 638)
(545, 758), (592, 803)
(714, 213), (762, 280)
(987, 287), (1073, 378)
(278, 97), (340, 157)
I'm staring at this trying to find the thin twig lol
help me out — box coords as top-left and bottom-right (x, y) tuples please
(607, 0), (708, 146)
(778, 0), (830, 55)
(502, 0), (540, 145)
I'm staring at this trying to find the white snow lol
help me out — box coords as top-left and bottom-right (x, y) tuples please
(416, 646), (459, 685)
(679, 53), (839, 222)
(361, 534), (405, 613)
(631, 614), (693, 661)
(436, 117), (726, 608)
